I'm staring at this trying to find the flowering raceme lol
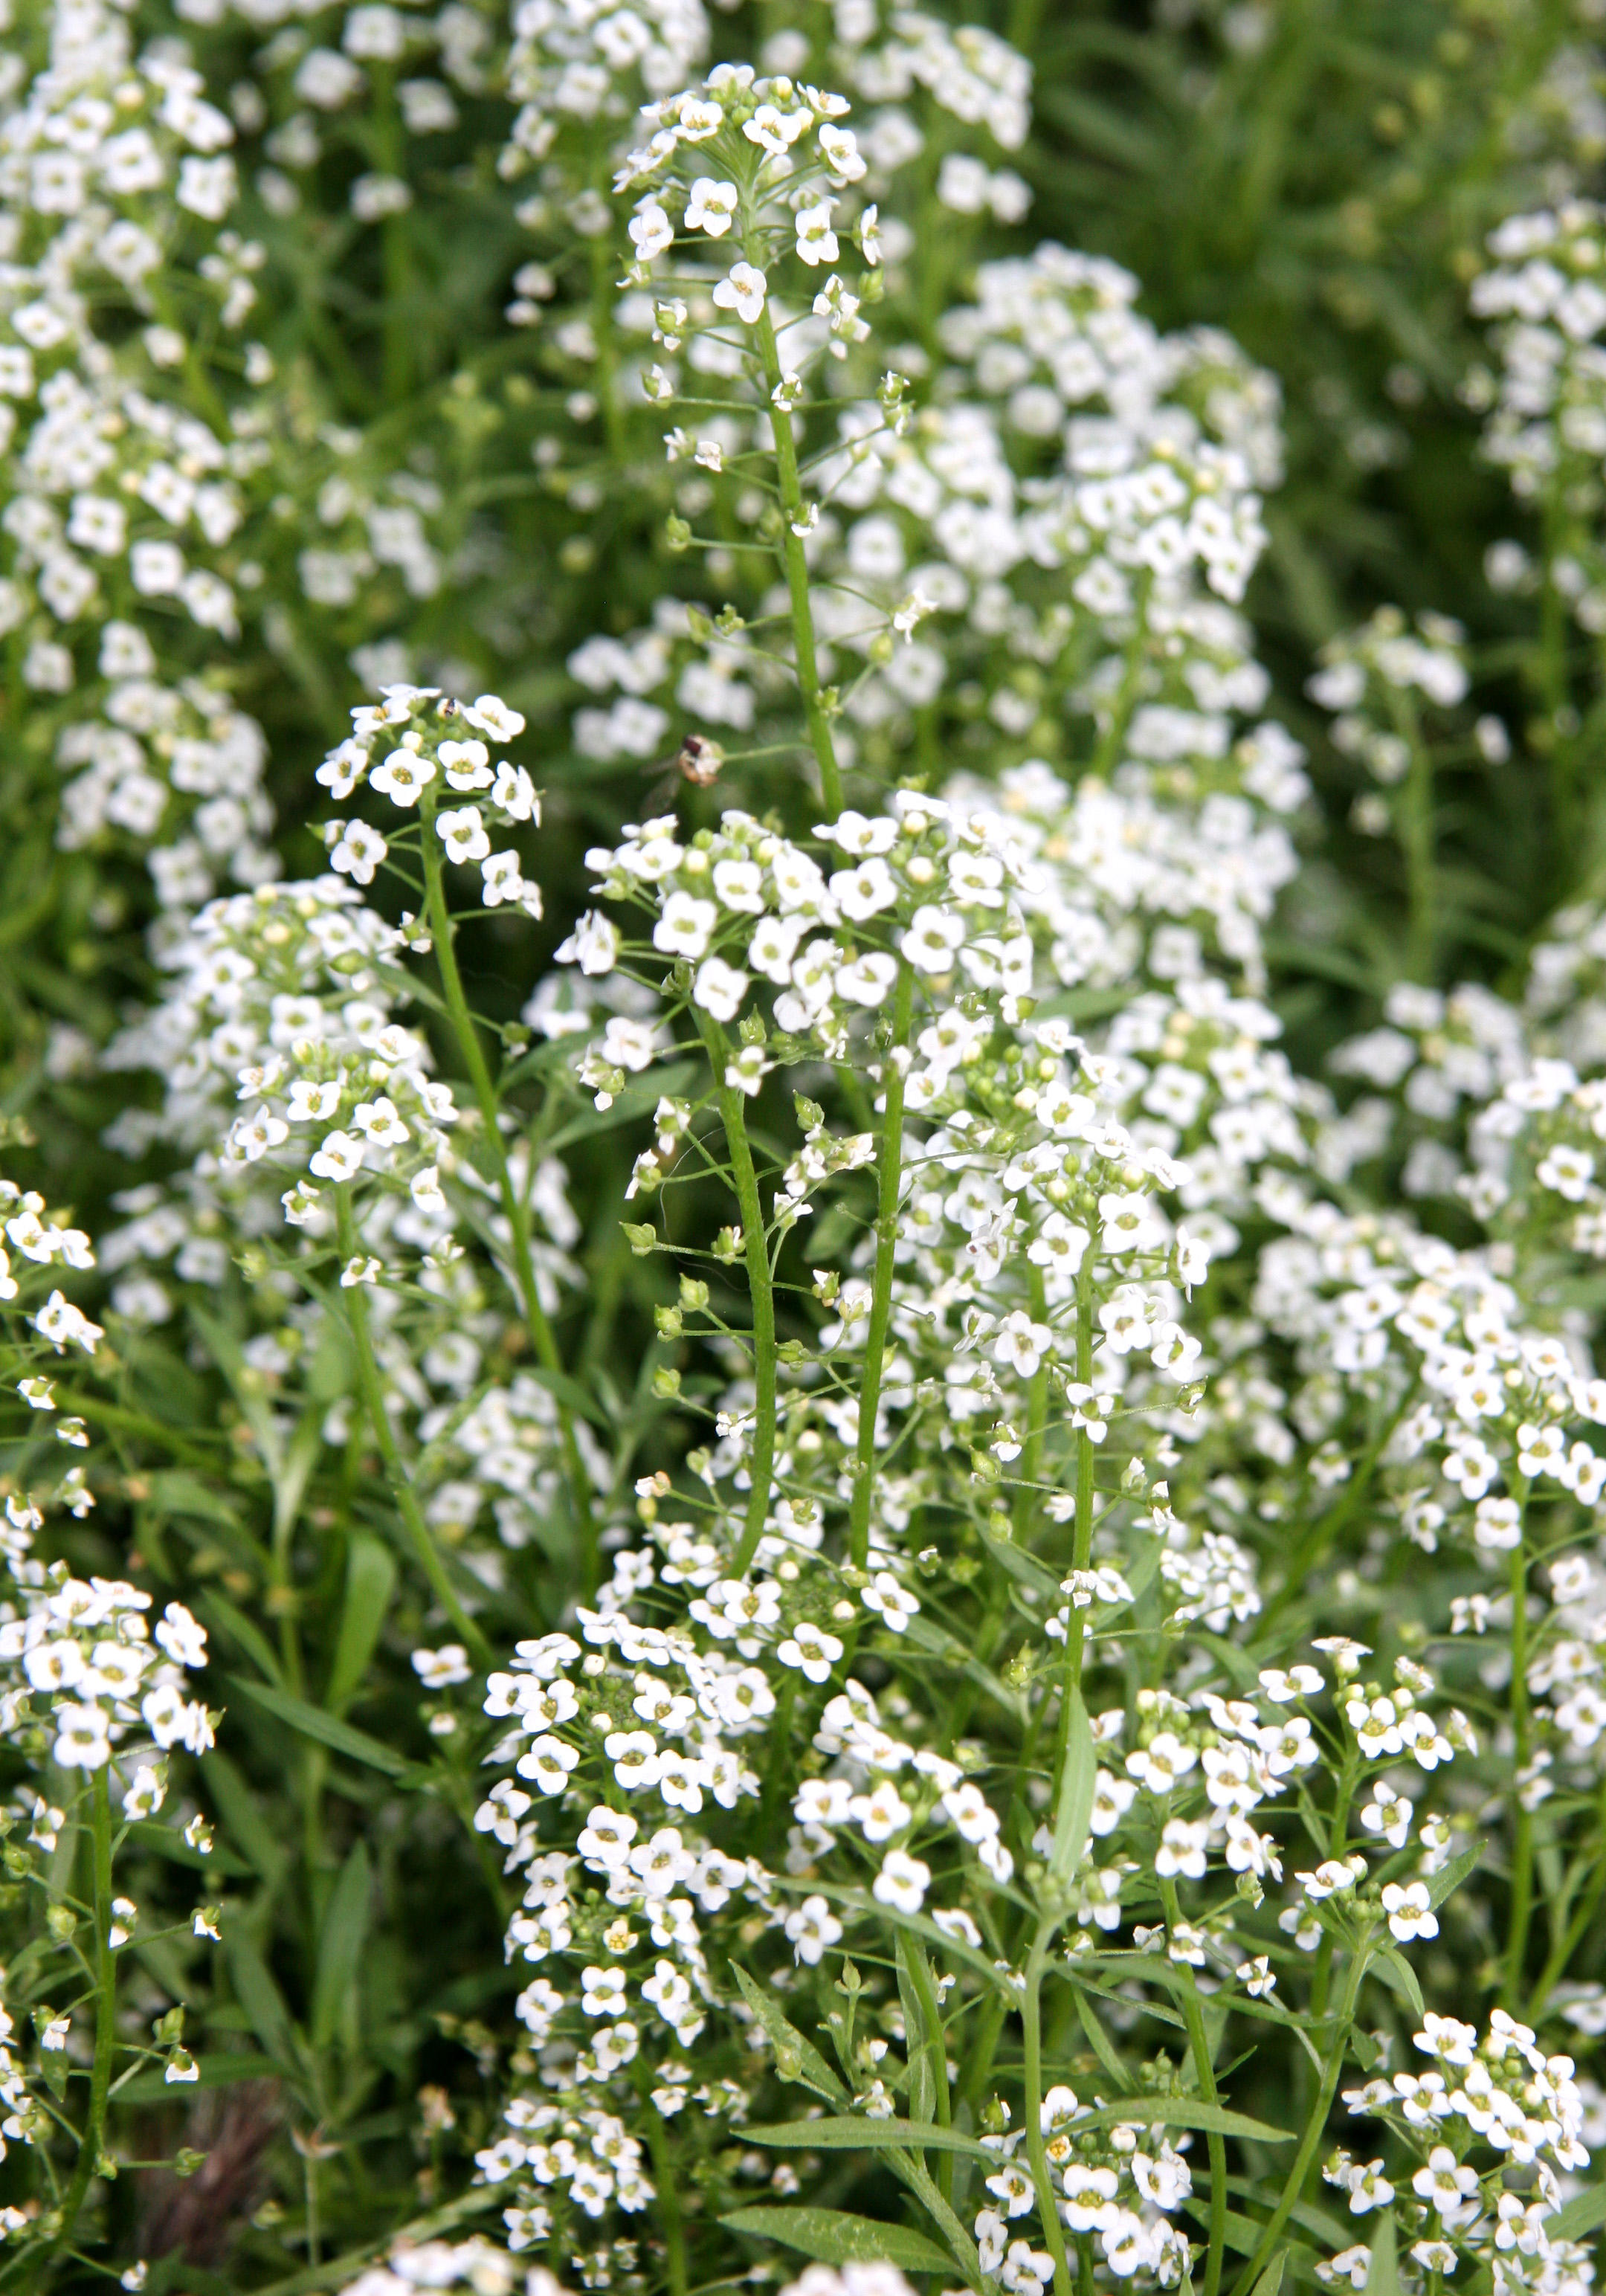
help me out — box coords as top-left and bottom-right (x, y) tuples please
(1, 0), (1605, 2290)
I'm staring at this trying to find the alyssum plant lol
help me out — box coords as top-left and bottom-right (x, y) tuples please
(5, 4), (1606, 2295)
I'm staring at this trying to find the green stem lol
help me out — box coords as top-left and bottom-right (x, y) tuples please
(1228, 1949), (1367, 2296)
(848, 960), (914, 1570)
(1051, 1261), (1097, 1794)
(1015, 1263), (1051, 1545)
(1393, 696), (1436, 983)
(335, 1190), (490, 1663)
(1022, 1926), (1074, 2296)
(1528, 1764), (1606, 2019)
(1310, 1745), (1358, 2022)
(590, 216), (626, 462)
(746, 259), (843, 816)
(641, 2095), (687, 2296)
(419, 810), (599, 1589)
(1504, 1512), (1535, 2006)
(47, 1770), (115, 2274)
(696, 1018), (777, 1578)
(1158, 1877), (1225, 2296)
(372, 67), (413, 406)
(1089, 578), (1152, 779)
(906, 1942), (954, 2202)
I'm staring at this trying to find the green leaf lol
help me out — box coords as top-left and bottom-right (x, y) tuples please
(123, 1820), (252, 1879)
(1365, 2212), (1401, 2296)
(204, 1749), (288, 1886)
(116, 2051), (282, 2104)
(230, 1676), (408, 1776)
(720, 2208), (955, 2276)
(146, 1470), (243, 1529)
(901, 1613), (1023, 1721)
(894, 1933), (936, 2124)
(1550, 2187), (1606, 2243)
(1070, 2098), (1292, 2144)
(732, 1965), (847, 2102)
(979, 1527), (1062, 1602)
(312, 1840), (372, 2052)
(323, 1535), (397, 1717)
(190, 1306), (284, 1472)
(900, 2153), (983, 2282)
(225, 1932), (302, 2077)
(199, 1592), (285, 1689)
(545, 1061), (703, 1153)
(770, 1878), (1016, 1998)
(1049, 1687), (1096, 1881)
(744, 2117), (990, 2158)
(1072, 1986), (1130, 2089)
(1372, 1945), (1425, 2025)
(1425, 1842), (1480, 1912)
(516, 1361), (611, 1429)
(1249, 2256), (1286, 2296)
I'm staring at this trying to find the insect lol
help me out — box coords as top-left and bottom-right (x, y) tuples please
(645, 733), (724, 807)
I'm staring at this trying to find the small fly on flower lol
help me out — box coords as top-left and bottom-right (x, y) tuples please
(648, 733), (725, 807)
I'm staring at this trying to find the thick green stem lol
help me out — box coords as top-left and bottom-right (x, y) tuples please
(419, 810), (598, 1587)
(335, 1190), (490, 1662)
(1158, 1877), (1225, 2296)
(745, 253), (842, 816)
(1022, 1928), (1074, 2296)
(1504, 1512), (1535, 2006)
(47, 1770), (115, 2272)
(1228, 1949), (1367, 2296)
(697, 1018), (777, 1578)
(848, 960), (914, 1570)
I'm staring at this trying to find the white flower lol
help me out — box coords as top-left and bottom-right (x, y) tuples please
(861, 1571), (920, 1631)
(693, 958), (749, 1022)
(557, 911), (621, 975)
(993, 1310), (1052, 1378)
(628, 202), (674, 261)
(1381, 1881), (1438, 1941)
(712, 262), (767, 325)
(436, 806), (491, 865)
(836, 952), (897, 1007)
(872, 1848), (930, 1912)
(903, 905), (966, 972)
(654, 891), (718, 958)
(370, 749), (436, 806)
(784, 1894), (842, 1964)
(685, 178), (738, 236)
(744, 103), (810, 155)
(34, 1293), (103, 1354)
(54, 1703), (112, 1769)
(795, 201), (839, 266)
(413, 1645), (471, 1689)
(354, 1097), (408, 1147)
(331, 820), (387, 884)
(829, 859), (897, 920)
(482, 852), (528, 907)
(309, 1130), (364, 1181)
(819, 125), (865, 181)
(776, 1622), (844, 1682)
